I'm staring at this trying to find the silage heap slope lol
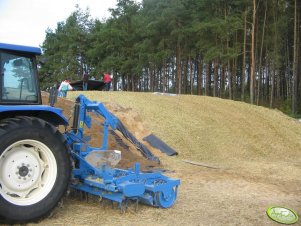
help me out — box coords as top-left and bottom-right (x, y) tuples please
(68, 92), (301, 167)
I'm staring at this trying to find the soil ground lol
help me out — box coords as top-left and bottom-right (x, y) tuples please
(29, 92), (301, 225)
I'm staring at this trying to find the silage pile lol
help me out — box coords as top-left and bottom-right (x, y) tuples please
(67, 91), (301, 168)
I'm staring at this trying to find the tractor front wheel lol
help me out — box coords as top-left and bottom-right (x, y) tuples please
(0, 117), (71, 224)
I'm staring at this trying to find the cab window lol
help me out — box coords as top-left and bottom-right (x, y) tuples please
(1, 52), (38, 103)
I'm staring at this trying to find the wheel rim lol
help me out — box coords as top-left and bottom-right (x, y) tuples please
(155, 188), (176, 208)
(0, 139), (57, 206)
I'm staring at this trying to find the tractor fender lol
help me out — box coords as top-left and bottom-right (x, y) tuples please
(0, 105), (69, 126)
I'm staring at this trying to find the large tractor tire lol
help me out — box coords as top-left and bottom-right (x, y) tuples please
(0, 116), (71, 223)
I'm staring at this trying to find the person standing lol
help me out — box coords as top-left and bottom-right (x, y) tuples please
(58, 79), (73, 97)
(82, 72), (89, 91)
(103, 72), (112, 91)
(53, 80), (59, 89)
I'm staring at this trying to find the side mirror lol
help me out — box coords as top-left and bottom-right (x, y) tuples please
(39, 57), (48, 65)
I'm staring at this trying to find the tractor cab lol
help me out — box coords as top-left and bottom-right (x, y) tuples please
(0, 43), (42, 105)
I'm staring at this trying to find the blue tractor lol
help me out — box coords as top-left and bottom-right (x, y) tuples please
(0, 43), (180, 224)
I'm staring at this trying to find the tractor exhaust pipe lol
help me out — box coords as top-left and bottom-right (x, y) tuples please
(48, 87), (58, 107)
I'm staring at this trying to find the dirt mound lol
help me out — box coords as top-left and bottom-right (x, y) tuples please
(105, 102), (150, 139)
(41, 92), (160, 170)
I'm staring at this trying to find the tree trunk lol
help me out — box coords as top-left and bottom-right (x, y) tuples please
(273, 0), (280, 102)
(250, 0), (256, 104)
(113, 71), (117, 91)
(270, 68), (275, 108)
(183, 59), (188, 94)
(131, 74), (135, 91)
(190, 56), (194, 94)
(163, 59), (167, 93)
(197, 54), (203, 95)
(296, 7), (301, 113)
(263, 45), (269, 101)
(265, 58), (270, 101)
(171, 58), (176, 93)
(256, 0), (267, 105)
(221, 65), (225, 98)
(166, 61), (171, 92)
(292, 0), (298, 114)
(157, 68), (162, 92)
(213, 59), (219, 97)
(205, 63), (211, 96)
(241, 9), (247, 101)
(228, 60), (232, 100)
(176, 41), (182, 94)
(149, 63), (155, 92)
(232, 58), (237, 99)
(121, 74), (125, 91)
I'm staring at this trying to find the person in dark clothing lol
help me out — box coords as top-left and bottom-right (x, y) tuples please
(53, 80), (59, 89)
(82, 72), (89, 91)
(103, 72), (111, 91)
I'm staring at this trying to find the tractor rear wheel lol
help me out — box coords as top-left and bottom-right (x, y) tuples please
(0, 116), (71, 224)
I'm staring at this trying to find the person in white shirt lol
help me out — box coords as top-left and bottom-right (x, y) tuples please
(58, 80), (73, 97)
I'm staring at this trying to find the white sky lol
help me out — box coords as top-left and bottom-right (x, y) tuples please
(0, 0), (120, 47)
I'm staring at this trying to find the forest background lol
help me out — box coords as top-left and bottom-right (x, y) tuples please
(39, 0), (301, 116)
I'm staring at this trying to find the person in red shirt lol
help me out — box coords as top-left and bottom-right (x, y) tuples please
(103, 72), (111, 91)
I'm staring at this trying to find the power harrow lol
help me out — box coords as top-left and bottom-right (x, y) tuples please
(65, 94), (180, 209)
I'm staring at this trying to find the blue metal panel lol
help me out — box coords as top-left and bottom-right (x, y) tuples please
(0, 43), (41, 55)
(118, 181), (145, 197)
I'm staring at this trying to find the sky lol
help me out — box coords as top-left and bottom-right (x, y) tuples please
(0, 0), (121, 47)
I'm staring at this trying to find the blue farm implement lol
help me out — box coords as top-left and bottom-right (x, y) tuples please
(0, 43), (180, 224)
(67, 95), (180, 209)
